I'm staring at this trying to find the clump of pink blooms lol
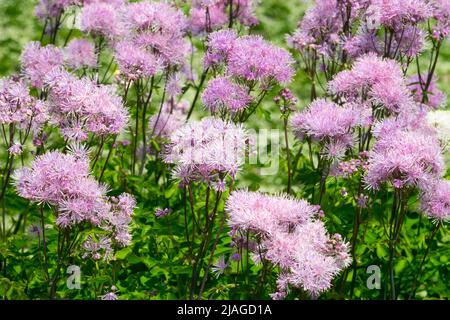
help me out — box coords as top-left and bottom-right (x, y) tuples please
(291, 99), (364, 159)
(430, 0), (450, 40)
(364, 116), (444, 190)
(329, 54), (413, 115)
(204, 31), (295, 84)
(64, 39), (97, 70)
(287, 0), (365, 53)
(13, 148), (135, 247)
(21, 42), (64, 89)
(202, 76), (252, 114)
(419, 179), (450, 222)
(189, 1), (228, 35)
(226, 35), (295, 84)
(80, 2), (124, 39)
(201, 30), (294, 119)
(114, 40), (161, 80)
(226, 190), (351, 298)
(0, 76), (48, 133)
(164, 118), (249, 187)
(44, 69), (128, 141)
(123, 1), (189, 67)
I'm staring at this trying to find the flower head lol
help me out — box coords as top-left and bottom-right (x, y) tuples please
(65, 39), (97, 70)
(80, 2), (124, 38)
(164, 118), (249, 185)
(227, 35), (295, 84)
(114, 41), (161, 80)
(202, 76), (252, 113)
(420, 179), (450, 222)
(21, 42), (64, 89)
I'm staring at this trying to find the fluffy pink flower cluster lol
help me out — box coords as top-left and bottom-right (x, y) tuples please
(287, 0), (339, 50)
(204, 31), (295, 84)
(20, 42), (64, 89)
(189, 0), (258, 35)
(114, 41), (161, 80)
(226, 191), (351, 298)
(329, 54), (413, 115)
(364, 115), (444, 190)
(44, 69), (128, 141)
(13, 149), (135, 246)
(64, 39), (97, 70)
(430, 0), (450, 39)
(369, 0), (433, 28)
(226, 35), (295, 84)
(291, 99), (364, 158)
(80, 2), (125, 38)
(124, 1), (189, 66)
(164, 118), (249, 187)
(419, 179), (450, 222)
(202, 76), (252, 113)
(0, 77), (48, 132)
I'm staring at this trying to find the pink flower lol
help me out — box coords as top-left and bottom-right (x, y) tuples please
(329, 54), (413, 115)
(226, 190), (351, 298)
(202, 76), (252, 113)
(114, 41), (161, 80)
(291, 99), (362, 156)
(64, 39), (97, 70)
(419, 179), (450, 222)
(364, 116), (444, 190)
(20, 42), (64, 89)
(80, 2), (124, 38)
(227, 35), (295, 84)
(164, 118), (249, 185)
(44, 69), (128, 141)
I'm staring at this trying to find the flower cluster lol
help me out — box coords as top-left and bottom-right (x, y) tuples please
(202, 76), (252, 114)
(13, 149), (135, 246)
(164, 117), (249, 186)
(364, 116), (444, 190)
(124, 1), (189, 66)
(291, 99), (363, 158)
(226, 191), (351, 298)
(80, 2), (124, 39)
(64, 39), (97, 70)
(44, 69), (128, 141)
(205, 32), (295, 84)
(21, 42), (64, 89)
(419, 179), (450, 222)
(114, 41), (161, 80)
(287, 0), (364, 53)
(0, 76), (48, 132)
(430, 0), (450, 40)
(226, 35), (295, 84)
(329, 54), (413, 115)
